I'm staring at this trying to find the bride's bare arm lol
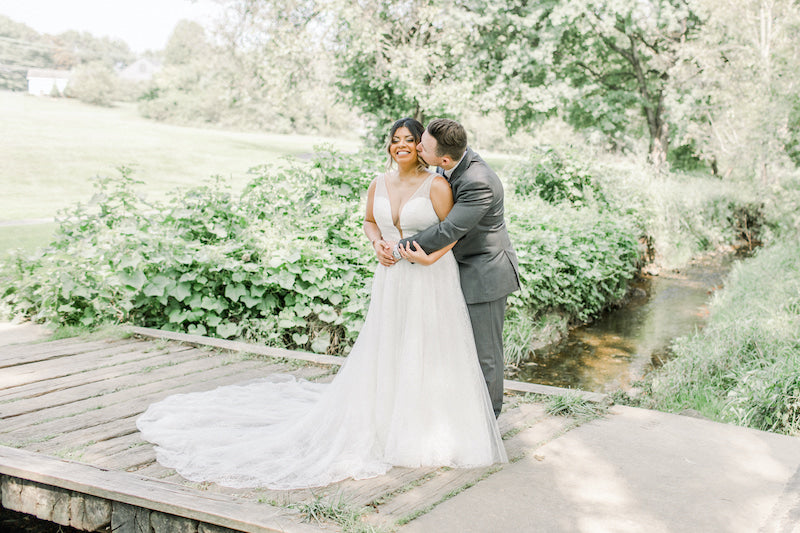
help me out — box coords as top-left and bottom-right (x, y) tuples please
(364, 177), (396, 266)
(399, 176), (456, 266)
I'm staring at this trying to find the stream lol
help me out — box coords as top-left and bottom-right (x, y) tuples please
(508, 250), (742, 394)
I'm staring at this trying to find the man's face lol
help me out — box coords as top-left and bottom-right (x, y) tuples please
(417, 131), (442, 167)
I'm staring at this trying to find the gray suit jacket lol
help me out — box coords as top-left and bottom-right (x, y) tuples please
(399, 147), (521, 304)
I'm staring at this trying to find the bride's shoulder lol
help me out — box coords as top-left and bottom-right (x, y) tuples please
(370, 170), (389, 186)
(430, 173), (451, 192)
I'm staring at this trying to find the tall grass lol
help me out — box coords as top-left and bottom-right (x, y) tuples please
(641, 241), (800, 435)
(591, 154), (760, 269)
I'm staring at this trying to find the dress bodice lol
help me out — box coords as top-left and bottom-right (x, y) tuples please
(373, 172), (440, 241)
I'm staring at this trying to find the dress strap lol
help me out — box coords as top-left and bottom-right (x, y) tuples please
(375, 173), (388, 199)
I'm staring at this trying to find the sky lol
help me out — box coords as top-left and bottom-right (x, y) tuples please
(0, 0), (222, 53)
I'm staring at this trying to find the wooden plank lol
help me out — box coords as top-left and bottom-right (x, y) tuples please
(0, 445), (321, 533)
(0, 340), (163, 390)
(1, 351), (229, 434)
(502, 416), (574, 460)
(16, 363), (328, 453)
(504, 378), (607, 403)
(374, 466), (497, 521)
(0, 338), (141, 369)
(0, 337), (106, 362)
(0, 345), (200, 418)
(125, 460), (176, 480)
(4, 359), (287, 443)
(0, 346), (198, 404)
(128, 326), (345, 366)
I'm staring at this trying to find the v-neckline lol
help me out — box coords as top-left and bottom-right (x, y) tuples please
(385, 173), (431, 235)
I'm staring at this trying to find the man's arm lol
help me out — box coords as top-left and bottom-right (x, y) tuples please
(398, 178), (493, 254)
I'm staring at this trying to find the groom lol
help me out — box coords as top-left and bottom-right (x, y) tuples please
(389, 118), (520, 417)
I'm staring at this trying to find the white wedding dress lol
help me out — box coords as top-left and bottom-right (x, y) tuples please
(136, 172), (507, 489)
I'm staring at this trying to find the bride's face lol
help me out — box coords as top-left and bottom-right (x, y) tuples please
(389, 127), (419, 166)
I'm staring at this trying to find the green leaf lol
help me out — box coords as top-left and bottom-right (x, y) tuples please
(143, 275), (172, 297)
(166, 282), (192, 302)
(274, 271), (295, 290)
(167, 307), (188, 324)
(317, 305), (339, 323)
(311, 333), (330, 354)
(292, 333), (309, 345)
(200, 295), (225, 312)
(224, 283), (247, 302)
(241, 294), (262, 308)
(118, 270), (146, 290)
(187, 324), (207, 336)
(216, 322), (240, 338)
(187, 292), (203, 309)
(118, 254), (141, 269)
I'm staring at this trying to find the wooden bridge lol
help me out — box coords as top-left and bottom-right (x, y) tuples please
(0, 325), (601, 532)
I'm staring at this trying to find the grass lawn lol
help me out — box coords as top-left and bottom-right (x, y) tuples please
(0, 222), (59, 256)
(0, 90), (362, 222)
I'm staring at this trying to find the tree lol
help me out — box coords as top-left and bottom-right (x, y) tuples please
(50, 30), (134, 69)
(331, 0), (480, 142)
(472, 0), (703, 165)
(0, 15), (55, 90)
(65, 61), (118, 106)
(138, 19), (228, 124)
(164, 20), (210, 65)
(686, 0), (800, 179)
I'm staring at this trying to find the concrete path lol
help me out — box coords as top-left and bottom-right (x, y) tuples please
(400, 405), (800, 533)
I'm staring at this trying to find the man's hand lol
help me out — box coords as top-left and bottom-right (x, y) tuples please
(399, 241), (433, 266)
(374, 239), (398, 267)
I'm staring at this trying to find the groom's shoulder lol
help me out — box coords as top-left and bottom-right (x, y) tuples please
(463, 150), (500, 184)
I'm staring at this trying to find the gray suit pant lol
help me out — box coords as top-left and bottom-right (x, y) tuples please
(467, 296), (507, 417)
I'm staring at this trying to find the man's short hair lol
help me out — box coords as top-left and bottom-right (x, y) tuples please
(427, 119), (467, 161)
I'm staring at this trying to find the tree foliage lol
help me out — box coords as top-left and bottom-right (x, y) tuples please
(471, 0), (703, 165)
(65, 61), (118, 106)
(685, 0), (800, 178)
(331, 0), (478, 142)
(0, 14), (133, 92)
(0, 15), (55, 90)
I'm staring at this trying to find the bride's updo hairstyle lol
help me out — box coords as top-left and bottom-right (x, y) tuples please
(386, 117), (428, 171)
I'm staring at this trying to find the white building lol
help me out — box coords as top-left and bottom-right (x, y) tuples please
(26, 69), (71, 96)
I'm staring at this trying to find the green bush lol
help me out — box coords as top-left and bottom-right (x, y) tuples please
(0, 153), (378, 355)
(506, 196), (640, 323)
(588, 157), (764, 268)
(65, 61), (118, 107)
(1, 148), (648, 360)
(510, 146), (603, 208)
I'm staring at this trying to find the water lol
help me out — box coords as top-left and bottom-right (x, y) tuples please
(0, 507), (84, 532)
(509, 251), (739, 393)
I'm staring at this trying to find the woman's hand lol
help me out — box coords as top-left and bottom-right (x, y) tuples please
(374, 239), (397, 267)
(399, 241), (434, 266)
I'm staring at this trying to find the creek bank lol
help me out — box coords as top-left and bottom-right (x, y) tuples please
(507, 246), (745, 393)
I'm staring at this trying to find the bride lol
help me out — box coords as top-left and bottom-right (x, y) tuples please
(136, 118), (507, 490)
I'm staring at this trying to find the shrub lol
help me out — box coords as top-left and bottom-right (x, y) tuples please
(65, 61), (118, 107)
(510, 146), (603, 208)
